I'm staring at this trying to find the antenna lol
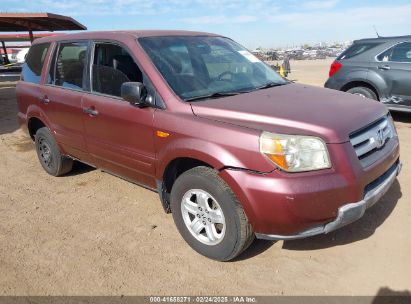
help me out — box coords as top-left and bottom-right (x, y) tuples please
(373, 25), (380, 38)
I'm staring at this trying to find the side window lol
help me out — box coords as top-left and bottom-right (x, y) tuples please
(390, 42), (411, 62)
(91, 43), (143, 97)
(22, 43), (50, 84)
(377, 42), (411, 62)
(337, 42), (381, 60)
(48, 41), (88, 90)
(377, 48), (393, 62)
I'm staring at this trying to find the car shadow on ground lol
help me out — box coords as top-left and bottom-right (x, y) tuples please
(233, 239), (278, 261)
(391, 111), (411, 123)
(282, 180), (402, 251)
(372, 287), (411, 303)
(64, 161), (96, 176)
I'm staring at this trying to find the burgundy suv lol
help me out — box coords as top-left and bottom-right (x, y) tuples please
(16, 31), (401, 261)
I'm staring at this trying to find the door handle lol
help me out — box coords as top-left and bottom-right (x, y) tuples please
(83, 107), (99, 116)
(378, 65), (391, 70)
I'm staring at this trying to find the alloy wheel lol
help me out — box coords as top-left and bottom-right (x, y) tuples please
(181, 189), (226, 246)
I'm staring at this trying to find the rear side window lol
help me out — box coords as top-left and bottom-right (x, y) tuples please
(377, 48), (393, 62)
(337, 42), (381, 60)
(389, 42), (411, 62)
(377, 42), (411, 62)
(48, 41), (88, 90)
(22, 43), (50, 84)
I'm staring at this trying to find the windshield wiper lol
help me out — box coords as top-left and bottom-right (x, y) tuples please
(185, 91), (244, 102)
(184, 83), (286, 102)
(255, 82), (288, 91)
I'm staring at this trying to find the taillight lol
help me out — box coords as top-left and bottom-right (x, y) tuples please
(329, 61), (342, 77)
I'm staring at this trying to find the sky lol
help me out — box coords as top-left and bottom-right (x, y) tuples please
(2, 0), (411, 49)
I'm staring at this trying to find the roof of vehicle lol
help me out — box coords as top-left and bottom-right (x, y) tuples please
(32, 30), (220, 44)
(354, 35), (411, 43)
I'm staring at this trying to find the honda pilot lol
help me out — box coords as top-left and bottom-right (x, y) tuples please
(16, 31), (401, 261)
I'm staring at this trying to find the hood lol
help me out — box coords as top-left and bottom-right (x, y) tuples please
(190, 83), (388, 143)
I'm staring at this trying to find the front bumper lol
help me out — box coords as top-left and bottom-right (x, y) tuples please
(256, 161), (402, 240)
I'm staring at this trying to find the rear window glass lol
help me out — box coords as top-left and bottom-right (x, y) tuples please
(337, 42), (381, 60)
(22, 43), (50, 84)
(48, 41), (88, 90)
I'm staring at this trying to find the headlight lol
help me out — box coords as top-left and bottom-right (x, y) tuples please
(260, 132), (331, 172)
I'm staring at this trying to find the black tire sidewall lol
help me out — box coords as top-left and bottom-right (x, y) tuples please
(35, 127), (62, 176)
(347, 87), (377, 100)
(170, 169), (242, 261)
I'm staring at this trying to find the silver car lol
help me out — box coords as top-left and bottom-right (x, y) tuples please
(325, 35), (411, 113)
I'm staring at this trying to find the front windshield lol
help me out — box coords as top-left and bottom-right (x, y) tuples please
(138, 36), (287, 101)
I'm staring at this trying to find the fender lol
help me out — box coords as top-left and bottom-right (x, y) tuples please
(338, 69), (385, 99)
(366, 70), (390, 100)
(338, 69), (369, 90)
(26, 104), (53, 133)
(25, 105), (70, 154)
(153, 109), (275, 181)
(155, 137), (266, 180)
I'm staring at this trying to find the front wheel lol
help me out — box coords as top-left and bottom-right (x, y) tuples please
(170, 166), (254, 261)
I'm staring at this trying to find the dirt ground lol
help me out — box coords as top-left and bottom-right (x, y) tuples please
(1, 59), (410, 296)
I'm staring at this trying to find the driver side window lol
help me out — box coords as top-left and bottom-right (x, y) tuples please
(91, 42), (143, 97)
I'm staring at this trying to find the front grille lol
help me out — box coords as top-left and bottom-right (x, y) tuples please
(350, 116), (394, 166)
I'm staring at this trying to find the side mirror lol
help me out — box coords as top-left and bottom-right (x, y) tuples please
(121, 82), (147, 106)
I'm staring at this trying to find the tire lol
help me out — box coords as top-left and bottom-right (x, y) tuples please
(35, 127), (73, 176)
(170, 166), (254, 261)
(346, 86), (378, 100)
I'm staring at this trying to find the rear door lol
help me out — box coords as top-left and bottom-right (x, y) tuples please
(17, 42), (51, 128)
(81, 41), (157, 188)
(373, 41), (411, 107)
(41, 40), (91, 161)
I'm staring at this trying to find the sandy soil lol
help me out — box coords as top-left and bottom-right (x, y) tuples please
(1, 60), (410, 296)
(268, 58), (334, 86)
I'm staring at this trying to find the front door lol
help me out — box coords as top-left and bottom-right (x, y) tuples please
(373, 41), (411, 108)
(82, 41), (157, 188)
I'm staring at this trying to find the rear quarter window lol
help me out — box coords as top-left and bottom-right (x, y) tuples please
(22, 43), (50, 84)
(337, 42), (381, 60)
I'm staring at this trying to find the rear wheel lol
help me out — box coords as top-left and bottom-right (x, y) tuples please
(170, 166), (254, 261)
(346, 86), (378, 100)
(35, 127), (73, 176)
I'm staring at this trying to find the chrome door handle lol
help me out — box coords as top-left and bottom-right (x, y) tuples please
(83, 107), (99, 116)
(378, 65), (391, 70)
